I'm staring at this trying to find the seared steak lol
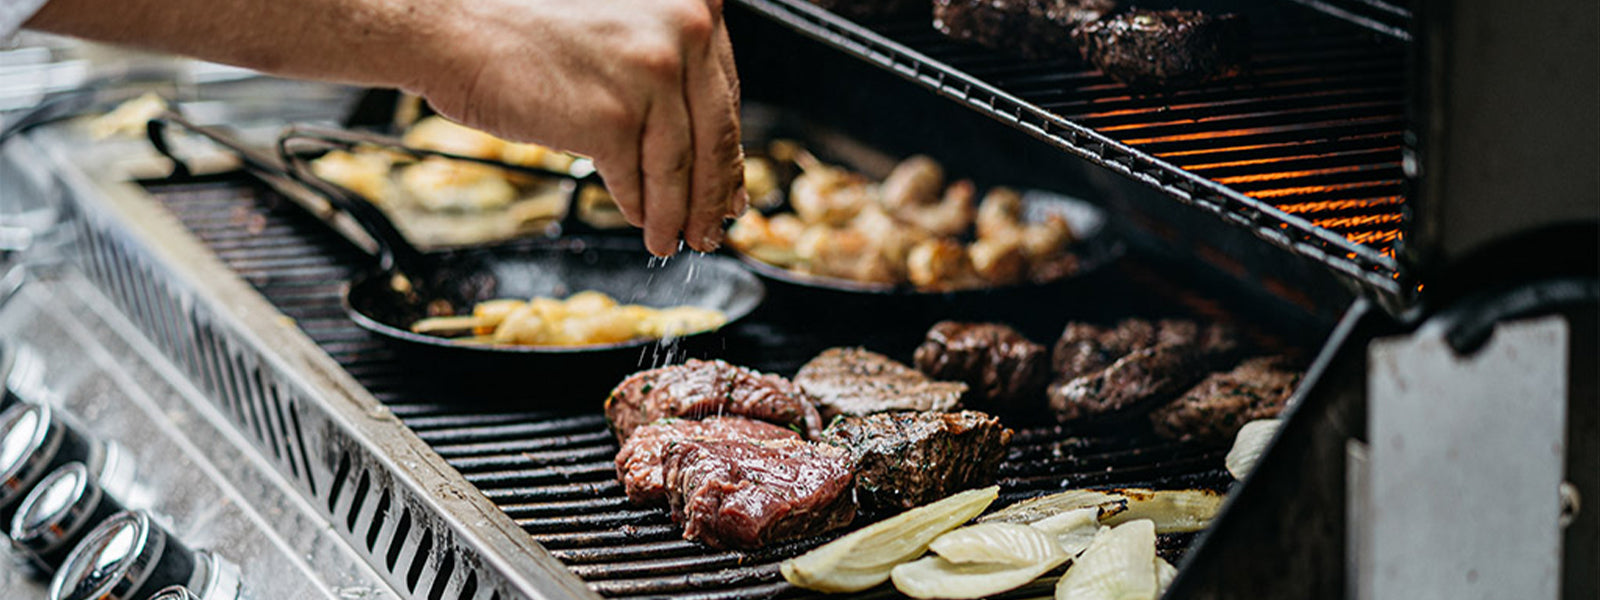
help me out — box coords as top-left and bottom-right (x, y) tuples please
(808, 0), (930, 20)
(663, 438), (856, 549)
(821, 411), (1012, 512)
(1074, 9), (1250, 88)
(796, 347), (967, 420)
(1052, 318), (1205, 377)
(1150, 356), (1301, 443)
(934, 0), (1118, 59)
(604, 359), (823, 442)
(914, 321), (1050, 408)
(616, 417), (802, 504)
(1048, 320), (1239, 423)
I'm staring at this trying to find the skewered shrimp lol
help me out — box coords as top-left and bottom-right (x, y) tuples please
(968, 237), (1028, 285)
(894, 179), (976, 237)
(879, 155), (944, 212)
(907, 238), (983, 290)
(796, 226), (898, 284)
(414, 291), (727, 347)
(728, 212), (807, 267)
(399, 157), (517, 212)
(310, 150), (396, 203)
(790, 152), (877, 226)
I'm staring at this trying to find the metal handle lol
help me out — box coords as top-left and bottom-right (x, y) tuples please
(273, 127), (436, 281)
(276, 124), (608, 242)
(144, 111), (290, 182)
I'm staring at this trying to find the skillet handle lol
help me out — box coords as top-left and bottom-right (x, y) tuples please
(276, 125), (607, 238)
(146, 110), (292, 181)
(274, 126), (433, 280)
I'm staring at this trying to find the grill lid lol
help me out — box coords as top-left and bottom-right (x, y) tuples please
(731, 0), (1414, 305)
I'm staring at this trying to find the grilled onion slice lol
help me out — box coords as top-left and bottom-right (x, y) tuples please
(1055, 519), (1159, 600)
(891, 522), (1068, 598)
(781, 486), (999, 592)
(1027, 507), (1104, 556)
(930, 522), (1064, 566)
(1226, 419), (1281, 480)
(980, 488), (1223, 533)
(892, 553), (1067, 599)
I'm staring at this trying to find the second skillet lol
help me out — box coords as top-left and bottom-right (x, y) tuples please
(147, 113), (764, 401)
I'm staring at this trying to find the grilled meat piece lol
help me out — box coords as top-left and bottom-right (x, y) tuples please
(934, 0), (1119, 60)
(1051, 319), (1229, 378)
(822, 410), (1013, 512)
(796, 347), (968, 420)
(1150, 356), (1301, 443)
(808, 0), (931, 20)
(1048, 320), (1239, 422)
(914, 321), (1051, 408)
(663, 438), (856, 549)
(1074, 9), (1250, 88)
(605, 359), (823, 442)
(616, 417), (802, 504)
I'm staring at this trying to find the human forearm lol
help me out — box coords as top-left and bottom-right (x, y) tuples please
(24, 0), (458, 93)
(27, 0), (747, 257)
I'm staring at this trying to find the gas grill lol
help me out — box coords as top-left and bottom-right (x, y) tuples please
(0, 0), (1593, 599)
(132, 173), (1265, 599)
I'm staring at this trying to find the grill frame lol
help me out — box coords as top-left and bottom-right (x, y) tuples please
(729, 0), (1412, 306)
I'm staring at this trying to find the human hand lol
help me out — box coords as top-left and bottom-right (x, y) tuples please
(420, 0), (747, 256)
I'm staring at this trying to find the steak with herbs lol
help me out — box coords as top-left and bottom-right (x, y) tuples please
(934, 0), (1119, 59)
(1048, 320), (1239, 422)
(1074, 9), (1250, 87)
(605, 359), (823, 442)
(616, 417), (802, 504)
(914, 321), (1050, 409)
(1150, 356), (1301, 443)
(662, 438), (857, 549)
(821, 410), (1012, 512)
(796, 347), (968, 420)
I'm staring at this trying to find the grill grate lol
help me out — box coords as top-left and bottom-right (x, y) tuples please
(145, 177), (1248, 599)
(733, 0), (1412, 300)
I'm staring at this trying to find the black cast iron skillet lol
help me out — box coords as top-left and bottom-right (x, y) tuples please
(147, 113), (765, 400)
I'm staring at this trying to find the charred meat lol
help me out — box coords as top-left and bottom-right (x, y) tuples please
(1052, 319), (1225, 378)
(1150, 356), (1301, 443)
(796, 347), (968, 420)
(663, 438), (857, 549)
(822, 410), (1013, 512)
(1074, 9), (1250, 88)
(605, 359), (823, 442)
(616, 417), (802, 504)
(1048, 320), (1239, 423)
(934, 0), (1119, 60)
(914, 321), (1051, 408)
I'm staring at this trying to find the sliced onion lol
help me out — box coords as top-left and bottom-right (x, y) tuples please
(930, 522), (1063, 566)
(1155, 556), (1178, 595)
(1225, 419), (1281, 480)
(1027, 507), (1102, 556)
(782, 486), (999, 592)
(892, 550), (1068, 600)
(1054, 520), (1159, 600)
(981, 488), (1223, 534)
